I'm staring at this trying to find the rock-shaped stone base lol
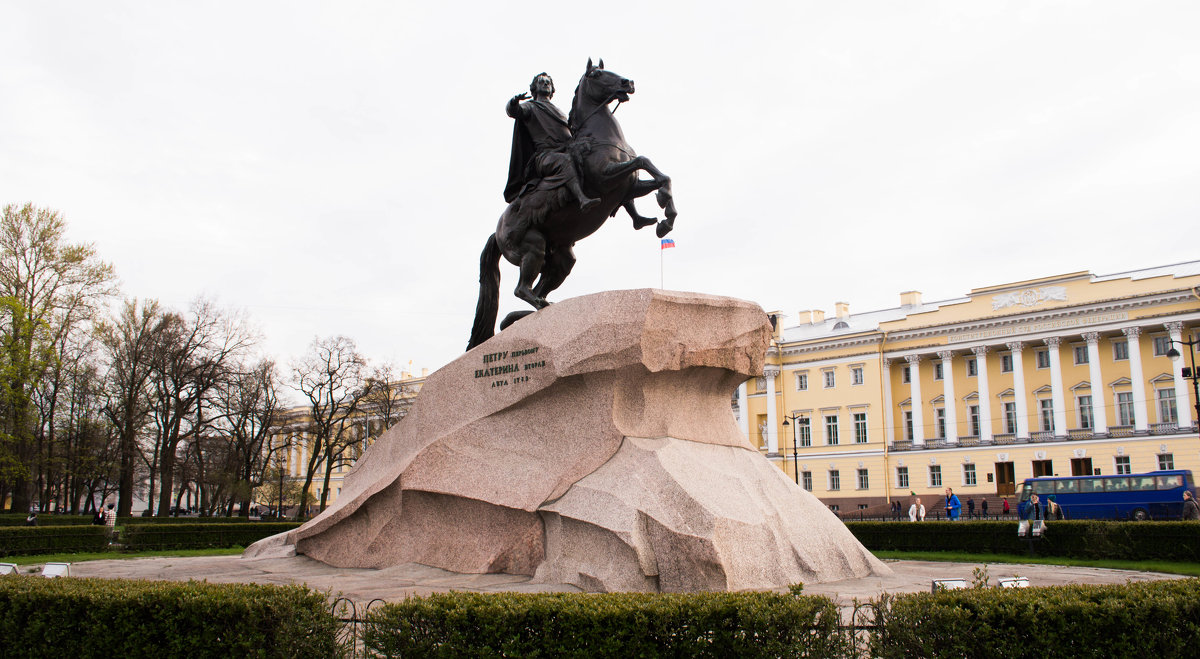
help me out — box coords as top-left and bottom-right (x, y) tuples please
(245, 289), (890, 591)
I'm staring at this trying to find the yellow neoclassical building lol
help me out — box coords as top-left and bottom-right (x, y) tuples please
(259, 369), (427, 512)
(736, 261), (1200, 516)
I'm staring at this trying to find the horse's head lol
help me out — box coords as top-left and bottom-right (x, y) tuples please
(570, 58), (634, 128)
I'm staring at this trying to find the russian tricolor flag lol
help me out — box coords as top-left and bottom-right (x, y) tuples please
(660, 238), (675, 250)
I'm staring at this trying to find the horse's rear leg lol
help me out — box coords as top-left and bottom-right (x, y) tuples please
(533, 245), (576, 300)
(515, 229), (550, 309)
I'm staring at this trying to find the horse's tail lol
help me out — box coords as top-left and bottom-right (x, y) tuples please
(466, 234), (502, 351)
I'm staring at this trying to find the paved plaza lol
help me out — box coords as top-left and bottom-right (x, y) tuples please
(19, 555), (1182, 614)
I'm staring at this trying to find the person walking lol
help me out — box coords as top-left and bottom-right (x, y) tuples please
(908, 497), (925, 522)
(944, 488), (962, 521)
(1183, 490), (1200, 521)
(1002, 498), (1011, 516)
(981, 498), (989, 519)
(103, 503), (117, 544)
(966, 498), (975, 520)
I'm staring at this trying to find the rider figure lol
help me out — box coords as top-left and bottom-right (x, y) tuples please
(504, 73), (599, 210)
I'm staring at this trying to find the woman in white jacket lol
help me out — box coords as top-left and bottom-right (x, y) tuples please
(908, 498), (925, 522)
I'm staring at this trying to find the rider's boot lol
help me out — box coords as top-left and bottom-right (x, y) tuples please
(571, 183), (600, 211)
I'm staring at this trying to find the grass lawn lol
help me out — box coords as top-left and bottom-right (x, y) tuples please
(6, 546), (245, 565)
(874, 549), (1200, 577)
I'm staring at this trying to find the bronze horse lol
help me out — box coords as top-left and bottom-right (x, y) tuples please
(467, 59), (676, 350)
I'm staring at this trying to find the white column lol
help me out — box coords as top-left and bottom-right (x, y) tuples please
(1166, 322), (1193, 427)
(881, 358), (895, 446)
(764, 366), (780, 454)
(290, 438), (298, 477)
(1007, 342), (1029, 438)
(973, 346), (993, 442)
(1044, 337), (1068, 436)
(1083, 332), (1109, 435)
(736, 382), (750, 437)
(938, 350), (958, 443)
(906, 355), (924, 445)
(1123, 327), (1149, 431)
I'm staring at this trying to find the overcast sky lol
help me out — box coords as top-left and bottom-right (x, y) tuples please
(3, 2), (1197, 388)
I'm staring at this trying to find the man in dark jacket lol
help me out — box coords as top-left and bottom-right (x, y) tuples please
(1183, 490), (1200, 521)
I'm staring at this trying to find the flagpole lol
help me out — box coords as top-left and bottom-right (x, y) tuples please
(660, 245), (664, 289)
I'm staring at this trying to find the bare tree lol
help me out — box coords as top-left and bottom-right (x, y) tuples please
(148, 300), (255, 516)
(212, 358), (278, 516)
(291, 335), (369, 519)
(97, 299), (168, 517)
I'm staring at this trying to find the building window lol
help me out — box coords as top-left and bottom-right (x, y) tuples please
(797, 417), (812, 446)
(1115, 456), (1131, 475)
(966, 358), (977, 377)
(825, 415), (839, 445)
(929, 465), (943, 487)
(1117, 392), (1135, 426)
(1158, 388), (1178, 424)
(851, 366), (864, 386)
(964, 463), (977, 486)
(801, 471), (812, 491)
(853, 412), (868, 443)
(1153, 335), (1172, 357)
(969, 405), (980, 437)
(1077, 395), (1093, 429)
(935, 408), (946, 438)
(1004, 402), (1017, 434)
(902, 366), (911, 383)
(1159, 453), (1175, 470)
(796, 372), (808, 391)
(904, 410), (913, 440)
(828, 470), (841, 491)
(1073, 345), (1089, 365)
(1040, 399), (1054, 432)
(1035, 349), (1050, 369)
(1001, 354), (1013, 373)
(857, 468), (869, 490)
(823, 370), (836, 388)
(1113, 340), (1129, 361)
(896, 466), (909, 489)
(934, 362), (944, 380)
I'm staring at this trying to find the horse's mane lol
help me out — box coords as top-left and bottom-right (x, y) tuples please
(568, 78), (584, 131)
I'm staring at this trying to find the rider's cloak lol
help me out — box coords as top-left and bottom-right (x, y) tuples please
(504, 99), (572, 203)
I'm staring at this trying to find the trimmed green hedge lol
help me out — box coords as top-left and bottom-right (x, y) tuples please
(121, 522), (299, 551)
(846, 520), (1200, 561)
(364, 590), (843, 658)
(0, 576), (340, 658)
(870, 578), (1200, 658)
(0, 526), (109, 557)
(0, 514), (93, 527)
(116, 516), (280, 524)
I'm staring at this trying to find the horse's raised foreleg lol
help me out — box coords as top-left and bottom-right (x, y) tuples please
(514, 229), (550, 309)
(533, 244), (576, 300)
(604, 156), (677, 238)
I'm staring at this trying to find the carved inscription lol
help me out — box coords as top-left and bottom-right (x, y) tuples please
(474, 346), (546, 388)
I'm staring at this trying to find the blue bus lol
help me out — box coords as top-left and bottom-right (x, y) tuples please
(1016, 470), (1195, 521)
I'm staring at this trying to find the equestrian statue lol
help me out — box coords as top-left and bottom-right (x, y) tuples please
(467, 59), (677, 350)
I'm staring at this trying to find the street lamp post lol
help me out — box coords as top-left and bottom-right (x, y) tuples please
(1167, 337), (1200, 439)
(781, 413), (803, 485)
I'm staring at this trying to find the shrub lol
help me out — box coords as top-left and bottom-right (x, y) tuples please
(0, 576), (340, 658)
(121, 522), (299, 551)
(870, 578), (1200, 658)
(364, 590), (843, 658)
(0, 526), (109, 557)
(0, 514), (93, 527)
(846, 520), (1200, 561)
